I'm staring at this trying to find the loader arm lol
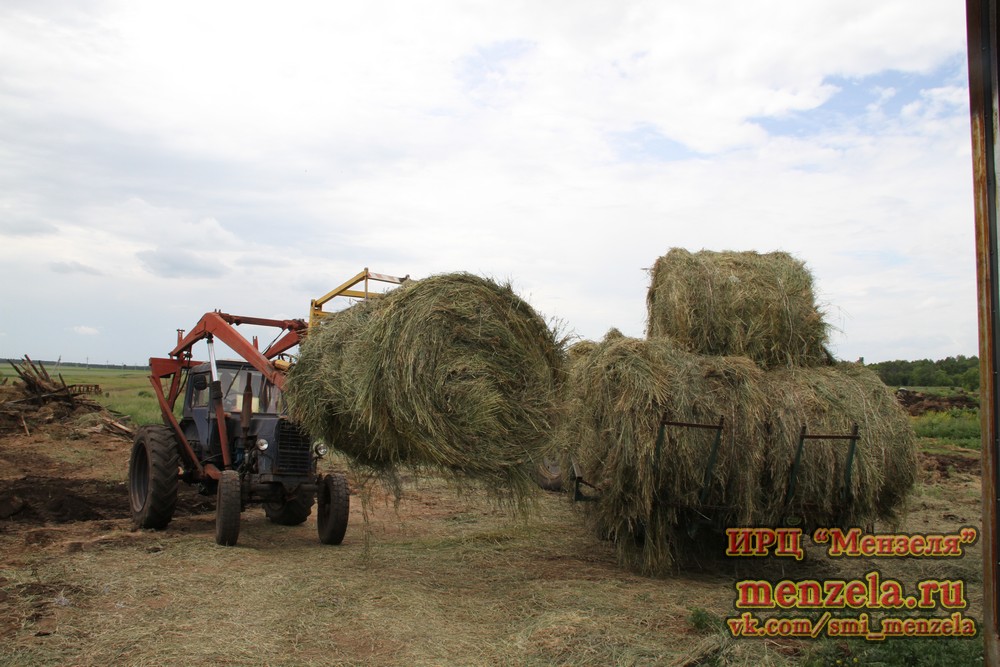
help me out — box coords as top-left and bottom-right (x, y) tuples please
(168, 311), (307, 390)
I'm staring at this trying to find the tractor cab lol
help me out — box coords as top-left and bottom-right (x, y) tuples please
(129, 266), (406, 547)
(180, 360), (314, 486)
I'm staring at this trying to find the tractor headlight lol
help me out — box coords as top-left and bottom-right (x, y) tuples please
(314, 443), (328, 458)
(256, 438), (269, 451)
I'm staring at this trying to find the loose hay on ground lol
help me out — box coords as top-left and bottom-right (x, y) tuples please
(285, 272), (565, 507)
(646, 248), (831, 369)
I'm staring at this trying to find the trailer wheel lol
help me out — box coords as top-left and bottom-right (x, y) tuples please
(264, 491), (314, 526)
(317, 473), (349, 545)
(128, 425), (179, 530)
(215, 470), (241, 546)
(533, 457), (563, 492)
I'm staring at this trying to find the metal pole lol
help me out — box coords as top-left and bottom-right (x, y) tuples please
(967, 0), (1000, 663)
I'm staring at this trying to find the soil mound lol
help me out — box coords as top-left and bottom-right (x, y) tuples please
(895, 389), (978, 416)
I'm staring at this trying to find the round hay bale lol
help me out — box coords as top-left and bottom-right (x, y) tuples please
(646, 248), (831, 369)
(564, 331), (768, 574)
(284, 273), (566, 503)
(566, 339), (598, 363)
(759, 363), (917, 528)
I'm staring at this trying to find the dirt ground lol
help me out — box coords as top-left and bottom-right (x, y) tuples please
(0, 406), (986, 666)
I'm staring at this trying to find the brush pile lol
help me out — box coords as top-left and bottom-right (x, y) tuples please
(564, 249), (916, 574)
(285, 273), (565, 504)
(1, 357), (106, 436)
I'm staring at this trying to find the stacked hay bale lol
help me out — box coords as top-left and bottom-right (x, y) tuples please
(285, 272), (566, 505)
(646, 248), (830, 369)
(565, 249), (916, 574)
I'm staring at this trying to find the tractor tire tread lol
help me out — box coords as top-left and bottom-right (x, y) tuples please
(215, 470), (241, 546)
(129, 425), (180, 530)
(317, 473), (350, 545)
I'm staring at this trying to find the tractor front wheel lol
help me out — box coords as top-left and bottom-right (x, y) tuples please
(317, 473), (350, 545)
(128, 425), (179, 530)
(215, 470), (241, 546)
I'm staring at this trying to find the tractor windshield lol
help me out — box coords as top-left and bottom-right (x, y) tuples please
(190, 367), (284, 414)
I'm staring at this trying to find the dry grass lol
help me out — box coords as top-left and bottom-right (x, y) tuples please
(759, 363), (918, 528)
(285, 273), (565, 508)
(557, 331), (770, 574)
(0, 476), (749, 667)
(0, 444), (982, 667)
(556, 334), (916, 575)
(646, 248), (830, 369)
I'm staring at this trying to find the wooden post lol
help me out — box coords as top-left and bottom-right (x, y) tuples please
(967, 1), (1000, 663)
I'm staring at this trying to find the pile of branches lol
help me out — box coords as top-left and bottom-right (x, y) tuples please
(6, 356), (83, 403)
(1, 356), (106, 435)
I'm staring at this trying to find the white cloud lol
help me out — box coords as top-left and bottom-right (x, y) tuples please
(0, 1), (977, 364)
(72, 326), (99, 336)
(51, 260), (103, 276)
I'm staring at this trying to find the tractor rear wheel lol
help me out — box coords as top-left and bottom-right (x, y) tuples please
(317, 473), (350, 545)
(128, 425), (179, 530)
(215, 470), (241, 546)
(263, 490), (314, 526)
(532, 457), (563, 492)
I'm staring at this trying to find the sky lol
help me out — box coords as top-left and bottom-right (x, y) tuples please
(0, 1), (977, 366)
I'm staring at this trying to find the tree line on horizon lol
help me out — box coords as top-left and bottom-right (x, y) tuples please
(866, 355), (979, 391)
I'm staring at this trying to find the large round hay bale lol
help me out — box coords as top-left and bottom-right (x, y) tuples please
(759, 363), (917, 528)
(285, 273), (566, 502)
(646, 248), (831, 369)
(565, 331), (768, 574)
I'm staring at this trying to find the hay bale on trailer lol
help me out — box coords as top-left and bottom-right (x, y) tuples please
(562, 334), (916, 574)
(284, 272), (566, 504)
(646, 248), (831, 369)
(565, 331), (768, 574)
(758, 363), (917, 528)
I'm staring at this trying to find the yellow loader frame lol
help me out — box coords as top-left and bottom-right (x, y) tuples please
(308, 268), (408, 330)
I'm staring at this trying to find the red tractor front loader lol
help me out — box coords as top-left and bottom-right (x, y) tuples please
(128, 269), (405, 546)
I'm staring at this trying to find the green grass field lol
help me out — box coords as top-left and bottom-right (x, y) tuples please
(911, 408), (981, 449)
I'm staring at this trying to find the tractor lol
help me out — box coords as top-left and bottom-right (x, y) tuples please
(128, 269), (406, 546)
